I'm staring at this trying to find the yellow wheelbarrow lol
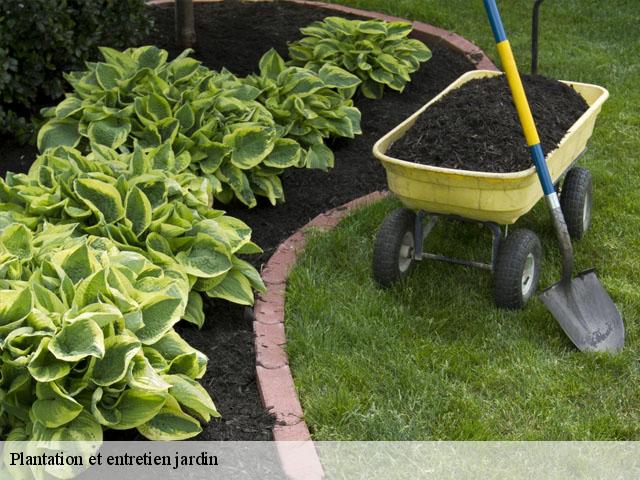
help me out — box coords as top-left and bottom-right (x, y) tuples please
(371, 0), (623, 353)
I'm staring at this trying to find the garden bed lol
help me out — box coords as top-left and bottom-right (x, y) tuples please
(0, 0), (475, 440)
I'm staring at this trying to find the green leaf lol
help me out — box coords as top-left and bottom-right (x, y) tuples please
(73, 271), (109, 308)
(217, 163), (256, 208)
(304, 143), (335, 170)
(111, 389), (168, 430)
(250, 173), (283, 205)
(174, 102), (195, 131)
(183, 291), (205, 328)
(263, 138), (302, 168)
(236, 240), (263, 255)
(33, 410), (102, 442)
(125, 186), (152, 236)
(95, 63), (123, 90)
(32, 382), (83, 429)
(87, 117), (131, 149)
(1, 223), (33, 258)
(199, 142), (228, 174)
(135, 296), (183, 345)
(28, 337), (71, 382)
(37, 119), (81, 152)
(403, 39), (432, 62)
(259, 48), (286, 80)
(361, 77), (385, 99)
(386, 22), (413, 40)
(227, 126), (275, 169)
(176, 234), (232, 279)
(282, 69), (325, 96)
(128, 354), (171, 391)
(0, 287), (33, 324)
(49, 318), (105, 362)
(75, 177), (125, 224)
(376, 53), (402, 74)
(136, 396), (202, 440)
(151, 330), (207, 378)
(146, 93), (172, 121)
(133, 46), (168, 70)
(318, 64), (362, 89)
(99, 46), (137, 70)
(312, 40), (340, 60)
(55, 97), (84, 119)
(231, 257), (266, 292)
(206, 268), (254, 305)
(60, 243), (93, 284)
(92, 335), (141, 386)
(91, 388), (121, 427)
(165, 374), (218, 422)
(32, 282), (66, 314)
(357, 20), (388, 35)
(169, 57), (201, 82)
(370, 68), (397, 87)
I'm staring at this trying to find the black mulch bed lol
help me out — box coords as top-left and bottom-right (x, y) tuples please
(388, 74), (589, 172)
(0, 0), (475, 440)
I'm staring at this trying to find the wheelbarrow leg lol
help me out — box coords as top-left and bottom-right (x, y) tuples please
(413, 211), (438, 260)
(487, 222), (503, 271)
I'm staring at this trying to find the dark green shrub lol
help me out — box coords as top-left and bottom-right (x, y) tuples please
(0, 0), (153, 141)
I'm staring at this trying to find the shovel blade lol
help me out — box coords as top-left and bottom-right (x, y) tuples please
(539, 269), (624, 353)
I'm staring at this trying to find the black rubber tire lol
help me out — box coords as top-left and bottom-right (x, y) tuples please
(493, 229), (542, 309)
(560, 167), (592, 240)
(372, 208), (416, 287)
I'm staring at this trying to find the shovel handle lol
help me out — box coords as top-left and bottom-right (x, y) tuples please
(483, 0), (573, 284)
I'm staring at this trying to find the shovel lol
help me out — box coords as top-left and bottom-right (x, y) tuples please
(482, 0), (624, 352)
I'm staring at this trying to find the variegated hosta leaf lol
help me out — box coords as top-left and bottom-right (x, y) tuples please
(49, 318), (105, 362)
(136, 395), (202, 440)
(164, 374), (219, 422)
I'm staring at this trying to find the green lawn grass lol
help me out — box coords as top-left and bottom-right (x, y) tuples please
(284, 0), (640, 440)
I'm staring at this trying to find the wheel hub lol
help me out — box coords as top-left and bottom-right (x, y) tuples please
(521, 252), (536, 298)
(398, 231), (415, 273)
(583, 189), (592, 231)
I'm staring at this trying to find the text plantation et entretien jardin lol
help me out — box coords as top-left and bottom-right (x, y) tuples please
(9, 451), (218, 470)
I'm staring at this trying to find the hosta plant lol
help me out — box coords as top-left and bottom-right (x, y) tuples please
(245, 49), (362, 170)
(287, 17), (432, 99)
(38, 46), (304, 207)
(0, 223), (217, 442)
(0, 143), (265, 313)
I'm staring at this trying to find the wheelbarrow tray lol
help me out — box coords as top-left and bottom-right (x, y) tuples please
(372, 70), (609, 224)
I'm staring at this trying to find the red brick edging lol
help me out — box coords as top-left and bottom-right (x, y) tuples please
(254, 191), (387, 478)
(147, 1), (497, 477)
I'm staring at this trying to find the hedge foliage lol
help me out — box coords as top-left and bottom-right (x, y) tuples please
(0, 0), (152, 141)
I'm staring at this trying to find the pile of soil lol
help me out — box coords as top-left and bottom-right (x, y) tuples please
(0, 0), (475, 440)
(388, 74), (589, 172)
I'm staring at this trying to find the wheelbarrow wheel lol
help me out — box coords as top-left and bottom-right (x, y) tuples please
(373, 208), (416, 287)
(493, 229), (541, 309)
(560, 167), (592, 240)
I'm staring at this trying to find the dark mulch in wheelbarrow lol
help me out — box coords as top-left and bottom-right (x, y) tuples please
(0, 0), (474, 441)
(388, 74), (589, 173)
